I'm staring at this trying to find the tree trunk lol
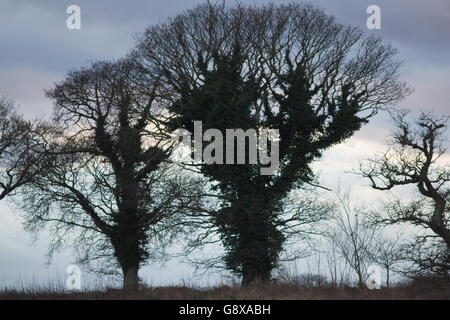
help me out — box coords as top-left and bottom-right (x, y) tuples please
(356, 263), (364, 289)
(239, 227), (274, 286)
(123, 265), (139, 291)
(241, 262), (271, 286)
(386, 267), (390, 288)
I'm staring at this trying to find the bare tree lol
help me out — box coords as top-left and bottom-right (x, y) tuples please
(395, 232), (449, 278)
(0, 96), (53, 201)
(368, 234), (403, 287)
(360, 112), (449, 277)
(19, 60), (205, 291)
(329, 193), (379, 288)
(323, 234), (352, 287)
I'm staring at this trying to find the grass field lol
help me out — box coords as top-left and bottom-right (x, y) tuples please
(1, 278), (448, 300)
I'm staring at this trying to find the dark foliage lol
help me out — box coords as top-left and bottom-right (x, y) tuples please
(135, 3), (410, 284)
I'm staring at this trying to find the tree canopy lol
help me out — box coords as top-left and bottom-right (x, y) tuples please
(134, 2), (410, 284)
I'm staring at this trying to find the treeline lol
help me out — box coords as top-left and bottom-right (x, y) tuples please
(0, 2), (447, 291)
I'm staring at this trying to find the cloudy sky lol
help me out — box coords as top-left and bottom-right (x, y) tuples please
(0, 0), (449, 288)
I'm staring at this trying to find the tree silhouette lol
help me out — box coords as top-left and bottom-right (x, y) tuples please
(360, 112), (449, 277)
(0, 97), (53, 201)
(19, 60), (204, 290)
(134, 2), (410, 284)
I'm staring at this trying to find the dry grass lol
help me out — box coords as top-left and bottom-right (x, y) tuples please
(1, 277), (449, 300)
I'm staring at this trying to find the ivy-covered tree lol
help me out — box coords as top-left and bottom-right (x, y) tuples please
(135, 2), (410, 284)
